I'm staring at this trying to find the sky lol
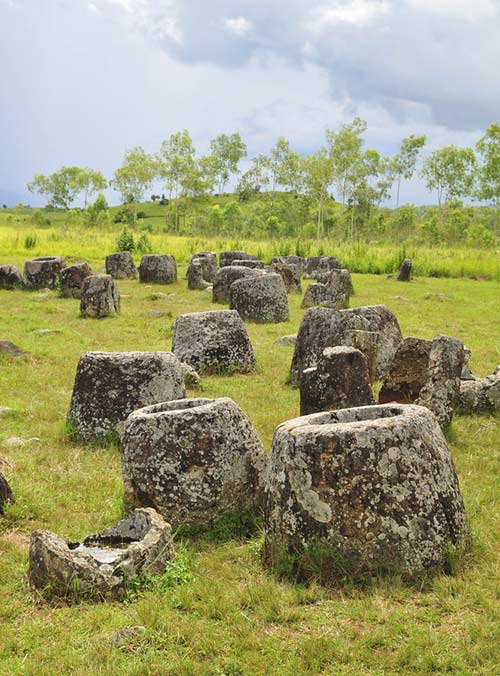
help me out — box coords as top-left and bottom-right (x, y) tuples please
(0, 0), (499, 207)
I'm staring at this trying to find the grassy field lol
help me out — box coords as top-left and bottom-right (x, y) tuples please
(0, 242), (499, 674)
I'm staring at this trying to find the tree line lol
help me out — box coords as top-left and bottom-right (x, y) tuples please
(27, 121), (499, 242)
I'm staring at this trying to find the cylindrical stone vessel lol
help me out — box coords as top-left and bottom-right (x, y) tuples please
(121, 397), (268, 527)
(80, 274), (120, 318)
(264, 404), (469, 581)
(229, 273), (289, 323)
(68, 351), (186, 442)
(0, 264), (22, 289)
(60, 262), (94, 298)
(139, 254), (177, 284)
(23, 256), (66, 290)
(105, 251), (138, 279)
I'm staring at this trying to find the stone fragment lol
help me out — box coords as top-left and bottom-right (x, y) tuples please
(457, 367), (500, 415)
(271, 255), (304, 274)
(0, 406), (16, 418)
(302, 268), (351, 310)
(0, 472), (15, 515)
(23, 256), (66, 290)
(59, 262), (94, 298)
(350, 330), (379, 384)
(80, 274), (120, 318)
(379, 337), (432, 404)
(110, 626), (146, 647)
(0, 264), (22, 289)
(416, 335), (465, 429)
(300, 346), (374, 415)
(105, 251), (138, 280)
(301, 283), (338, 309)
(68, 351), (185, 442)
(121, 397), (267, 527)
(460, 346), (475, 381)
(187, 259), (210, 290)
(290, 305), (403, 386)
(264, 404), (469, 580)
(190, 252), (217, 283)
(303, 256), (341, 280)
(229, 273), (289, 323)
(219, 250), (257, 267)
(28, 508), (174, 600)
(269, 262), (302, 293)
(274, 334), (297, 347)
(180, 362), (201, 389)
(139, 254), (177, 284)
(172, 310), (256, 374)
(0, 341), (27, 357)
(397, 258), (412, 281)
(212, 265), (260, 303)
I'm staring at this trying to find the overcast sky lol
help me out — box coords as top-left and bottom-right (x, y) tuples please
(1, 0), (499, 206)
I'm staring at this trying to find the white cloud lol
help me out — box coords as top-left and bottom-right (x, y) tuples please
(223, 16), (252, 37)
(406, 0), (498, 22)
(310, 0), (391, 29)
(88, 3), (100, 15)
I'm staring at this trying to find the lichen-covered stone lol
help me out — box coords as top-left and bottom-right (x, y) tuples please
(457, 366), (500, 415)
(60, 262), (94, 298)
(187, 259), (210, 290)
(80, 274), (120, 318)
(0, 472), (15, 515)
(23, 256), (66, 290)
(229, 273), (289, 323)
(303, 256), (341, 279)
(190, 252), (217, 282)
(416, 334), (465, 429)
(350, 330), (379, 384)
(274, 334), (297, 347)
(180, 362), (201, 389)
(271, 256), (304, 274)
(121, 397), (267, 527)
(379, 337), (432, 404)
(28, 508), (174, 600)
(219, 250), (257, 267)
(105, 251), (138, 280)
(172, 310), (256, 374)
(397, 258), (412, 281)
(268, 263), (302, 293)
(0, 264), (22, 289)
(212, 265), (260, 303)
(300, 346), (374, 415)
(139, 254), (177, 284)
(68, 351), (185, 442)
(301, 283), (338, 309)
(264, 404), (469, 580)
(290, 305), (403, 386)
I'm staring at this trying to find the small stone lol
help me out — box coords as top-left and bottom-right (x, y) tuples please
(393, 296), (410, 302)
(180, 362), (201, 389)
(274, 334), (297, 347)
(229, 273), (289, 323)
(31, 328), (62, 335)
(424, 294), (452, 302)
(139, 254), (177, 284)
(457, 367), (500, 414)
(105, 252), (138, 280)
(4, 437), (40, 446)
(147, 310), (166, 317)
(396, 258), (412, 281)
(0, 407), (16, 418)
(80, 274), (120, 318)
(110, 626), (146, 647)
(0, 341), (27, 356)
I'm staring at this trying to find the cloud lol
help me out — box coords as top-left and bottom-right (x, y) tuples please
(223, 16), (252, 37)
(310, 0), (391, 29)
(405, 0), (498, 22)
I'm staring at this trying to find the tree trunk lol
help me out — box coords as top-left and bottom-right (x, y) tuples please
(396, 175), (401, 209)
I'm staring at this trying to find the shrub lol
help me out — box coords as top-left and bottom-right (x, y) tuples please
(31, 209), (51, 227)
(116, 226), (135, 252)
(137, 233), (153, 254)
(24, 234), (37, 250)
(465, 223), (494, 248)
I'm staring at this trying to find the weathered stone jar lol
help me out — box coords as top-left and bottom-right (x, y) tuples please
(23, 256), (66, 289)
(105, 251), (137, 279)
(121, 397), (267, 527)
(264, 404), (469, 581)
(172, 309), (256, 374)
(68, 351), (185, 442)
(80, 274), (120, 318)
(212, 265), (260, 303)
(229, 273), (289, 323)
(28, 508), (174, 600)
(60, 262), (94, 298)
(0, 264), (22, 289)
(139, 254), (177, 284)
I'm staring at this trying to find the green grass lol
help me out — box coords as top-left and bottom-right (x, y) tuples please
(0, 243), (499, 674)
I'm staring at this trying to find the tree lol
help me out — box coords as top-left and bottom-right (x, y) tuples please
(111, 147), (157, 218)
(28, 166), (84, 209)
(302, 148), (334, 239)
(391, 135), (426, 207)
(77, 168), (107, 207)
(158, 130), (197, 233)
(209, 132), (247, 194)
(476, 123), (499, 238)
(421, 145), (477, 213)
(326, 118), (367, 229)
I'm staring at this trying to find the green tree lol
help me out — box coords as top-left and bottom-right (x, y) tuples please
(476, 122), (499, 238)
(77, 168), (108, 207)
(421, 145), (477, 212)
(209, 133), (247, 194)
(391, 135), (426, 207)
(111, 147), (156, 219)
(302, 148), (334, 239)
(158, 130), (198, 233)
(28, 166), (84, 209)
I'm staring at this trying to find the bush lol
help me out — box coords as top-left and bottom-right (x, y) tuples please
(465, 223), (494, 248)
(137, 233), (153, 254)
(116, 226), (135, 252)
(24, 234), (37, 250)
(31, 209), (51, 227)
